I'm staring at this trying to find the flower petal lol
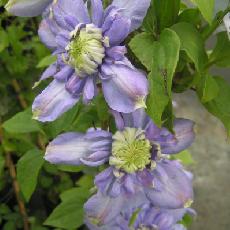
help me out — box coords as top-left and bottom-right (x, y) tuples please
(5, 0), (51, 17)
(85, 191), (148, 228)
(45, 130), (112, 166)
(32, 80), (79, 122)
(54, 65), (74, 82)
(104, 15), (131, 46)
(90, 0), (104, 27)
(40, 63), (57, 81)
(101, 62), (148, 113)
(106, 46), (127, 61)
(83, 77), (97, 103)
(112, 0), (151, 32)
(38, 19), (57, 50)
(146, 118), (195, 155)
(84, 192), (125, 226)
(55, 0), (90, 24)
(65, 75), (87, 97)
(162, 119), (195, 155)
(145, 160), (194, 209)
(172, 224), (187, 230)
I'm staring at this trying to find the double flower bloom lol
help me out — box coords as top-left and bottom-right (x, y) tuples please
(7, 0), (197, 229)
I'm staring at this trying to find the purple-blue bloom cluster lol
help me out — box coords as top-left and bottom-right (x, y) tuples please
(45, 109), (196, 229)
(6, 1), (197, 229)
(31, 0), (150, 122)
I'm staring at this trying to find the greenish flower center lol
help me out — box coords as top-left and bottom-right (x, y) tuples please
(66, 24), (106, 76)
(110, 128), (152, 173)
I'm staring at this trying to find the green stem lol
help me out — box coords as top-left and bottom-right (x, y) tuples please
(203, 6), (230, 40)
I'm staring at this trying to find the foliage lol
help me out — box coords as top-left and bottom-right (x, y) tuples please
(0, 0), (229, 229)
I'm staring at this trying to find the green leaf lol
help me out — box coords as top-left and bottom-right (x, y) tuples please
(142, 3), (156, 33)
(60, 187), (90, 202)
(209, 32), (230, 67)
(36, 55), (56, 68)
(202, 77), (230, 135)
(3, 109), (41, 134)
(129, 33), (155, 70)
(72, 105), (99, 132)
(0, 30), (9, 52)
(146, 29), (180, 127)
(172, 22), (208, 72)
(159, 29), (181, 97)
(57, 165), (83, 173)
(146, 42), (169, 126)
(191, 0), (215, 24)
(197, 74), (219, 103)
(0, 154), (5, 176)
(173, 150), (194, 165)
(180, 213), (194, 227)
(153, 0), (181, 31)
(43, 105), (80, 138)
(94, 93), (109, 122)
(178, 8), (202, 26)
(17, 149), (44, 201)
(76, 175), (94, 189)
(44, 187), (90, 229)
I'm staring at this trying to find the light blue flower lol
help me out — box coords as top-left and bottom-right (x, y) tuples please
(44, 109), (195, 228)
(32, 0), (151, 122)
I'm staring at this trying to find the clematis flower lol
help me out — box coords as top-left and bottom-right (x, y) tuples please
(45, 109), (195, 217)
(45, 109), (195, 168)
(84, 196), (195, 230)
(32, 0), (150, 122)
(5, 0), (52, 17)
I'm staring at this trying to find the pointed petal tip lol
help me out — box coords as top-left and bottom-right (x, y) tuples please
(32, 81), (41, 89)
(184, 199), (193, 208)
(135, 97), (147, 110)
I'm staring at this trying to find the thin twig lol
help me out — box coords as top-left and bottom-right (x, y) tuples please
(11, 79), (28, 109)
(11, 79), (46, 151)
(5, 153), (30, 230)
(0, 123), (30, 230)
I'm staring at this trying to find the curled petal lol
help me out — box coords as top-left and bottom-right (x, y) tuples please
(54, 65), (74, 81)
(65, 75), (86, 97)
(165, 118), (195, 154)
(85, 191), (148, 229)
(146, 160), (194, 209)
(84, 192), (125, 227)
(90, 0), (104, 27)
(54, 0), (90, 25)
(101, 62), (148, 113)
(111, 109), (150, 131)
(112, 0), (151, 32)
(106, 46), (127, 61)
(128, 205), (194, 230)
(40, 63), (57, 81)
(32, 80), (79, 122)
(45, 130), (112, 166)
(38, 19), (57, 50)
(83, 77), (97, 103)
(5, 0), (51, 17)
(146, 119), (195, 155)
(104, 15), (131, 46)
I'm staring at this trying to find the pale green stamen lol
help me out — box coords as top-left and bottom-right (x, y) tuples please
(110, 128), (152, 173)
(66, 24), (106, 76)
(184, 199), (193, 208)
